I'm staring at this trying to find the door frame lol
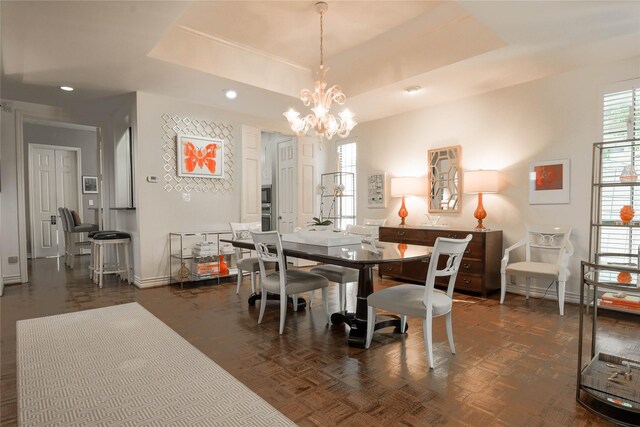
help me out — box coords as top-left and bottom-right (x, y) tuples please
(13, 109), (99, 283)
(27, 144), (83, 259)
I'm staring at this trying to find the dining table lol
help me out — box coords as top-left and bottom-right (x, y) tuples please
(222, 235), (432, 348)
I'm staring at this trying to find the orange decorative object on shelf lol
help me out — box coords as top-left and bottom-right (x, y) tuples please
(219, 255), (229, 276)
(619, 205), (635, 224)
(617, 271), (632, 284)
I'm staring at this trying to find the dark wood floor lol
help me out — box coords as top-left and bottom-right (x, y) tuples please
(1, 257), (636, 426)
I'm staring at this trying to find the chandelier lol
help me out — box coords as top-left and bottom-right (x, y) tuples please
(283, 1), (356, 141)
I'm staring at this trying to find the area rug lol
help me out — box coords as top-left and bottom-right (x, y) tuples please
(17, 303), (295, 426)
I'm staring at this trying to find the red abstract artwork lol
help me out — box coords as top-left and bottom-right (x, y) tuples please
(534, 164), (563, 191)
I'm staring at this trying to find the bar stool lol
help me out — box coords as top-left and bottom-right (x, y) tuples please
(92, 231), (132, 288)
(88, 230), (117, 282)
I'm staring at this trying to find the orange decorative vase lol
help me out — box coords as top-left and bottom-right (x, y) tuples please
(219, 255), (229, 276)
(617, 271), (632, 284)
(620, 205), (635, 224)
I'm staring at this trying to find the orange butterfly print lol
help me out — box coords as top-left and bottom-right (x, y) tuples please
(183, 141), (218, 173)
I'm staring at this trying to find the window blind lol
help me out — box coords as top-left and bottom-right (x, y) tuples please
(336, 141), (357, 229)
(598, 85), (640, 265)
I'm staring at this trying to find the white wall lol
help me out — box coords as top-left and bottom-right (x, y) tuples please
(324, 56), (640, 302)
(133, 92), (286, 287)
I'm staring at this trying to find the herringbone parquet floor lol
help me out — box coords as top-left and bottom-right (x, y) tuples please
(1, 257), (637, 426)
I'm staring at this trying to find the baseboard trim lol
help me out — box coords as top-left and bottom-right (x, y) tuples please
(133, 275), (171, 289)
(2, 275), (23, 285)
(505, 284), (580, 305)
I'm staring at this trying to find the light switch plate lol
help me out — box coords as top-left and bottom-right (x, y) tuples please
(182, 192), (191, 202)
(147, 176), (158, 183)
(88, 199), (94, 206)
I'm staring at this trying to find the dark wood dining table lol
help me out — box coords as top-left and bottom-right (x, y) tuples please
(222, 236), (432, 348)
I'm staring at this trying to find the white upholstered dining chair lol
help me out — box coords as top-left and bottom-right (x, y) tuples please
(365, 234), (472, 370)
(229, 222), (274, 295)
(500, 225), (573, 315)
(310, 223), (381, 311)
(251, 231), (330, 334)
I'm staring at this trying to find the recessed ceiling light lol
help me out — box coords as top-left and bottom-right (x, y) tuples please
(60, 86), (74, 92)
(404, 85), (422, 95)
(224, 89), (238, 100)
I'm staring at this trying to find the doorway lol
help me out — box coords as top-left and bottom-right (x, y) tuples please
(28, 145), (82, 258)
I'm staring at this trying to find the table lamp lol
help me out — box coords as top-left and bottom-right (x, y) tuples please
(390, 177), (427, 226)
(464, 170), (499, 230)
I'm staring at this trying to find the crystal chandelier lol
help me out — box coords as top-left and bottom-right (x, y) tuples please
(283, 2), (356, 141)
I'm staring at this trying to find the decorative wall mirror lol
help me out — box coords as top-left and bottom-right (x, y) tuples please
(428, 145), (461, 212)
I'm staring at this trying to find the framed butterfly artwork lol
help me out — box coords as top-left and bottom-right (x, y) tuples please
(177, 134), (225, 179)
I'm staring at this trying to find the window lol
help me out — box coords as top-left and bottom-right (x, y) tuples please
(597, 81), (640, 265)
(336, 140), (357, 229)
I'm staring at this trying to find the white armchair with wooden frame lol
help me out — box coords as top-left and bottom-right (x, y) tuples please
(500, 225), (574, 315)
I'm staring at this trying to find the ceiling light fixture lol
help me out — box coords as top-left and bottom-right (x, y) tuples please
(224, 89), (237, 100)
(60, 86), (74, 92)
(283, 2), (356, 141)
(405, 85), (422, 95)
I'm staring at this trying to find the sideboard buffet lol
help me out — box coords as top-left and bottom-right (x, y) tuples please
(378, 226), (502, 296)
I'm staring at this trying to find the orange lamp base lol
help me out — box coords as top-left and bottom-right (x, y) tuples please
(398, 195), (408, 226)
(474, 192), (487, 230)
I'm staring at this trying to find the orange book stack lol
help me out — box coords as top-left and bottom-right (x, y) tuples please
(600, 292), (640, 312)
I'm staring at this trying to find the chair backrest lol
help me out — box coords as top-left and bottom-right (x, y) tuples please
(58, 207), (70, 233)
(524, 225), (572, 265)
(229, 222), (262, 259)
(423, 234), (473, 304)
(251, 231), (288, 293)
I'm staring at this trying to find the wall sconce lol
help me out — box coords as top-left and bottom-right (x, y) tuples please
(464, 170), (499, 230)
(390, 177), (427, 226)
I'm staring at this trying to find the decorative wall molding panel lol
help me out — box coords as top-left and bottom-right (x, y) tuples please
(161, 114), (234, 193)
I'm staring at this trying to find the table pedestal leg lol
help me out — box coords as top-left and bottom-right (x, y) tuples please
(330, 267), (405, 348)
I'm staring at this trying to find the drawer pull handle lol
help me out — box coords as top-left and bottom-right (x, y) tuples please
(463, 278), (471, 284)
(447, 234), (458, 238)
(397, 231), (405, 236)
(387, 266), (394, 271)
(464, 248), (471, 254)
(463, 263), (471, 269)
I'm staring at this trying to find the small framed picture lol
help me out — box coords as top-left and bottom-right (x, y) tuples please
(177, 134), (225, 178)
(82, 176), (98, 194)
(528, 159), (570, 204)
(367, 172), (386, 208)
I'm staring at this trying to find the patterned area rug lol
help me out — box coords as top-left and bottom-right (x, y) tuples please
(17, 303), (294, 426)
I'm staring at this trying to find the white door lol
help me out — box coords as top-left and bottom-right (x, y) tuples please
(277, 139), (296, 233)
(297, 136), (317, 228)
(29, 146), (80, 258)
(240, 125), (262, 224)
(31, 147), (59, 257)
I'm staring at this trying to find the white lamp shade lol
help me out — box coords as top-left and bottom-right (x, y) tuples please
(391, 177), (427, 197)
(464, 170), (499, 194)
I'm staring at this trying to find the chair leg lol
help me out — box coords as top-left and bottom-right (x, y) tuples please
(258, 288), (267, 324)
(279, 294), (287, 334)
(124, 240), (131, 284)
(236, 269), (243, 294)
(321, 287), (329, 325)
(558, 280), (566, 316)
(250, 271), (257, 294)
(339, 283), (346, 311)
(69, 235), (75, 269)
(500, 273), (507, 304)
(525, 277), (531, 300)
(292, 294), (298, 312)
(400, 315), (407, 333)
(365, 305), (375, 348)
(98, 244), (104, 289)
(445, 312), (456, 354)
(423, 316), (434, 370)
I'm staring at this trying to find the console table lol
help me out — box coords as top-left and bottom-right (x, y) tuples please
(378, 226), (502, 296)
